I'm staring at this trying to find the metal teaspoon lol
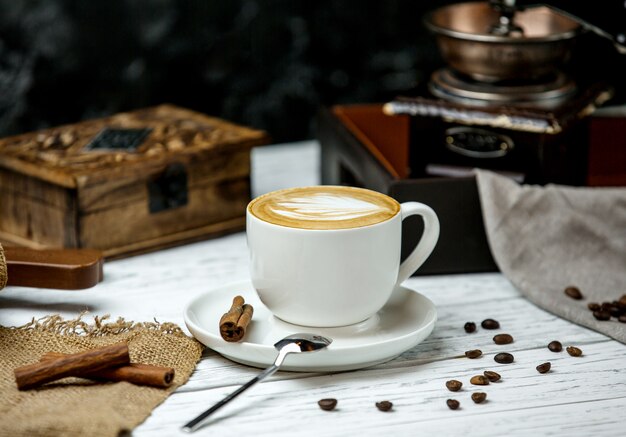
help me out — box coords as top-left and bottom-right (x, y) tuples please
(182, 333), (333, 432)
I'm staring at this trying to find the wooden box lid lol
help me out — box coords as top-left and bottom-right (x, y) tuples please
(0, 104), (270, 189)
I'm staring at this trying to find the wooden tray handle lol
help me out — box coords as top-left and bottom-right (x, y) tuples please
(1, 246), (103, 290)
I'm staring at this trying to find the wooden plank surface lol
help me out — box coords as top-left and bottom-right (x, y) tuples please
(1, 141), (624, 437)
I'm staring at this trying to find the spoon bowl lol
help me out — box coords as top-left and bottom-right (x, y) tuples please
(274, 333), (333, 353)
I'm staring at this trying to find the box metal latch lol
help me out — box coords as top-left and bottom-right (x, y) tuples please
(148, 163), (189, 213)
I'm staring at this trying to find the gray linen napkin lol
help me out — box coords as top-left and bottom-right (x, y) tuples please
(475, 169), (626, 343)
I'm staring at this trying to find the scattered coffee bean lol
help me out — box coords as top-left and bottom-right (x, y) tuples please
(619, 315), (626, 323)
(464, 322), (476, 333)
(446, 380), (463, 392)
(564, 286), (583, 300)
(609, 306), (623, 318)
(471, 392), (487, 404)
(483, 370), (501, 382)
(465, 349), (482, 359)
(494, 352), (514, 364)
(481, 319), (500, 330)
(586, 294), (626, 321)
(375, 401), (393, 412)
(493, 333), (514, 345)
(593, 310), (611, 321)
(536, 362), (552, 374)
(601, 302), (613, 311)
(470, 375), (489, 386)
(566, 346), (583, 357)
(446, 399), (460, 410)
(587, 302), (600, 311)
(548, 341), (563, 352)
(318, 398), (338, 411)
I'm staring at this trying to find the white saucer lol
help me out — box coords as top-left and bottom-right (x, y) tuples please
(184, 280), (437, 372)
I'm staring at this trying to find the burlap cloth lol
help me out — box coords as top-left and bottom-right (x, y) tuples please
(475, 169), (626, 343)
(0, 314), (203, 436)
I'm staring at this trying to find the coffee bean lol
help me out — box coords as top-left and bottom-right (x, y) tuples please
(470, 375), (489, 385)
(446, 380), (463, 392)
(587, 302), (600, 311)
(619, 315), (626, 323)
(593, 310), (611, 321)
(566, 346), (583, 357)
(481, 319), (500, 330)
(318, 398), (338, 411)
(465, 349), (482, 359)
(446, 399), (460, 410)
(564, 286), (583, 300)
(493, 333), (514, 345)
(464, 322), (476, 333)
(619, 294), (626, 306)
(483, 370), (501, 382)
(536, 362), (551, 374)
(494, 352), (514, 364)
(375, 400), (393, 412)
(471, 392), (487, 404)
(609, 306), (623, 318)
(548, 341), (563, 352)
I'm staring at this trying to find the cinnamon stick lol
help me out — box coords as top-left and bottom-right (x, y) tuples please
(40, 352), (175, 388)
(14, 342), (130, 390)
(219, 295), (254, 342)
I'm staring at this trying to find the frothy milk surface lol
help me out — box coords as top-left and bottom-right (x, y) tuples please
(248, 186), (400, 230)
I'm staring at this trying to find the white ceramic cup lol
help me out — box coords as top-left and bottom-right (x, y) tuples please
(246, 186), (439, 327)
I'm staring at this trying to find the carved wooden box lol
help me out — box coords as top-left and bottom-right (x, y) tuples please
(0, 105), (269, 257)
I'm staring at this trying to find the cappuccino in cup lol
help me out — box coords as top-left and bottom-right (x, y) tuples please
(247, 186), (439, 327)
(248, 185), (399, 230)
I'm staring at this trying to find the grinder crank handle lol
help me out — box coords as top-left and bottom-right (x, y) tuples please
(491, 0), (626, 54)
(0, 246), (103, 290)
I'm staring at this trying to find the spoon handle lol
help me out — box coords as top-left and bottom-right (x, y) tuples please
(182, 364), (279, 433)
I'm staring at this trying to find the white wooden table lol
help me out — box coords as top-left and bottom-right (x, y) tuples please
(2, 141), (625, 436)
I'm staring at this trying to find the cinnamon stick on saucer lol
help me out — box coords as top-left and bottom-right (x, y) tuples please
(40, 352), (175, 388)
(219, 295), (254, 342)
(14, 342), (130, 390)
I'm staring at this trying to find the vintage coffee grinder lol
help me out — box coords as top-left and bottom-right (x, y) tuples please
(384, 0), (626, 185)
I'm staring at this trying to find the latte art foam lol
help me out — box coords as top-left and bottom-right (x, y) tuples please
(248, 186), (400, 230)
(272, 194), (384, 221)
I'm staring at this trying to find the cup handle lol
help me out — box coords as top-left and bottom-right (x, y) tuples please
(396, 202), (440, 284)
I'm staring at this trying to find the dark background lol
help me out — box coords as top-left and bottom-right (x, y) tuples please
(0, 0), (624, 143)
